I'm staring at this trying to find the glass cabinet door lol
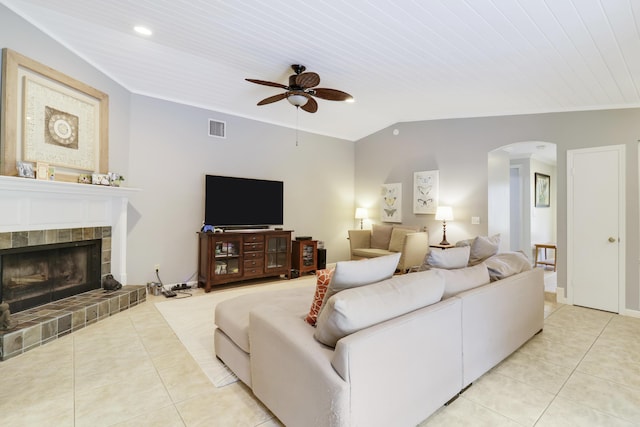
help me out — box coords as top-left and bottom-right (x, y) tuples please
(266, 236), (288, 269)
(213, 238), (241, 276)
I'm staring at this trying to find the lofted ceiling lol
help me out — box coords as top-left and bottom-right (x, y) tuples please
(2, 0), (640, 142)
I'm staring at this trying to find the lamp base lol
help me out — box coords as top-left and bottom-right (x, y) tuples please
(439, 239), (450, 246)
(440, 221), (449, 246)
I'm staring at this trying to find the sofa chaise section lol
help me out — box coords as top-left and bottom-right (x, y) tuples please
(214, 284), (315, 387)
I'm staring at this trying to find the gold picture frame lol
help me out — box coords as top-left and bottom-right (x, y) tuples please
(1, 48), (109, 182)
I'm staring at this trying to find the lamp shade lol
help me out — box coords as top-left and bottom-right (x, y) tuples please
(435, 206), (453, 221)
(354, 207), (368, 219)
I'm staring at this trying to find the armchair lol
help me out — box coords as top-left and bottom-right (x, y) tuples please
(348, 225), (429, 273)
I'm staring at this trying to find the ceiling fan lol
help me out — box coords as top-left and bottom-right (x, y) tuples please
(246, 64), (353, 113)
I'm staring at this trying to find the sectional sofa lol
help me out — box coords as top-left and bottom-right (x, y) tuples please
(214, 250), (543, 426)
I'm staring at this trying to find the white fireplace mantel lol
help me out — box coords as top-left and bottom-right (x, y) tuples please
(0, 176), (140, 284)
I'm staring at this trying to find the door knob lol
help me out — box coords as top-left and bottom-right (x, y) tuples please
(608, 237), (616, 243)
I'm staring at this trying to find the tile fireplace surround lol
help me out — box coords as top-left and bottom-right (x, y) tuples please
(0, 176), (140, 360)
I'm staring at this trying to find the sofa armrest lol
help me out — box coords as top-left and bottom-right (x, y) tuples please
(348, 229), (371, 257)
(249, 305), (349, 427)
(331, 297), (462, 427)
(397, 231), (429, 272)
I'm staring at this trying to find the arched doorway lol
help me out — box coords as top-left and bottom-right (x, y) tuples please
(487, 141), (557, 260)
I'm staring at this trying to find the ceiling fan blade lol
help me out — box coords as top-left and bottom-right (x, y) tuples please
(295, 72), (320, 88)
(301, 95), (318, 113)
(257, 93), (288, 105)
(246, 78), (288, 89)
(313, 88), (353, 102)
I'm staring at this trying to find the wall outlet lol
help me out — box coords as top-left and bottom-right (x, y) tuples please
(154, 264), (160, 271)
(471, 216), (480, 225)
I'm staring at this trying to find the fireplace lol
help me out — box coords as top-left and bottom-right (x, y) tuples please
(0, 177), (142, 361)
(1, 239), (102, 313)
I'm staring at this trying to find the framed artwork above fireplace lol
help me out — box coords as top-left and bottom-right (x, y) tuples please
(0, 48), (109, 182)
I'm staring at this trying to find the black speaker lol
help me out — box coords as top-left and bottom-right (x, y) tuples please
(317, 248), (327, 270)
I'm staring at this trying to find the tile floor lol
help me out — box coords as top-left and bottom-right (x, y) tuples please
(1, 277), (639, 426)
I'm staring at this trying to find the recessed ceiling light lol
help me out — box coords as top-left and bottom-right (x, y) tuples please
(134, 26), (152, 36)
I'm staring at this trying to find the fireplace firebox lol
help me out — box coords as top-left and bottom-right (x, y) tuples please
(0, 240), (102, 313)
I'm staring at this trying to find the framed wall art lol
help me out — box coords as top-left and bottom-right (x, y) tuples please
(535, 172), (550, 207)
(1, 48), (109, 182)
(381, 183), (402, 223)
(413, 170), (439, 214)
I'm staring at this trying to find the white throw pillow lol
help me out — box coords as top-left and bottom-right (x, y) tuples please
(318, 253), (401, 316)
(314, 270), (445, 347)
(484, 251), (532, 281)
(425, 246), (470, 269)
(435, 263), (490, 299)
(469, 234), (501, 265)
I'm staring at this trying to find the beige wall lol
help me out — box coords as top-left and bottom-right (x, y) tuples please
(355, 111), (640, 311)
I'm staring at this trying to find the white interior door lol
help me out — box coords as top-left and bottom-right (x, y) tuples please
(568, 145), (625, 313)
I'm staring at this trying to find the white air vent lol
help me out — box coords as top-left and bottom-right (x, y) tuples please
(208, 119), (226, 138)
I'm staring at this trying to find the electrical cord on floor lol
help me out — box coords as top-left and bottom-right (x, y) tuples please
(155, 269), (164, 288)
(156, 269), (192, 299)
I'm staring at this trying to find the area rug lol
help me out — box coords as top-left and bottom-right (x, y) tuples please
(155, 276), (316, 387)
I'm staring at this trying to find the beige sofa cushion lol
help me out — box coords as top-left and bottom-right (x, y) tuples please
(388, 227), (412, 252)
(352, 247), (394, 258)
(319, 253), (401, 315)
(314, 270), (445, 347)
(434, 263), (490, 299)
(214, 285), (315, 353)
(370, 224), (393, 249)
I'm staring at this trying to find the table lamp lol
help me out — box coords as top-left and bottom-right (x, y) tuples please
(355, 208), (368, 229)
(435, 206), (453, 245)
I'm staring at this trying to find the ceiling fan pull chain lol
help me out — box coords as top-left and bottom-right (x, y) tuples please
(296, 107), (300, 146)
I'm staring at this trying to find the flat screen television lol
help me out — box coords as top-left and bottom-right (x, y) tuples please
(204, 175), (283, 228)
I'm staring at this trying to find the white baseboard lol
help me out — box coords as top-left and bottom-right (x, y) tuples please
(622, 308), (640, 318)
(556, 287), (568, 304)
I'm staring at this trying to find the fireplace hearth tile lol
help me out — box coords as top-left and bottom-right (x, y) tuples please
(109, 298), (119, 314)
(58, 314), (72, 336)
(41, 318), (57, 342)
(98, 300), (110, 319)
(0, 285), (145, 361)
(23, 324), (41, 349)
(86, 304), (98, 324)
(119, 294), (130, 310)
(72, 310), (85, 331)
(1, 330), (23, 359)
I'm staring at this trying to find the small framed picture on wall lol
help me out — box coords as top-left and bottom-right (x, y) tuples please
(535, 173), (550, 207)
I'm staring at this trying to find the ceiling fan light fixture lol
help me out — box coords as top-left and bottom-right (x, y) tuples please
(287, 93), (308, 107)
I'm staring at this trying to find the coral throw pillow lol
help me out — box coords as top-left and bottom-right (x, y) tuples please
(305, 268), (334, 326)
